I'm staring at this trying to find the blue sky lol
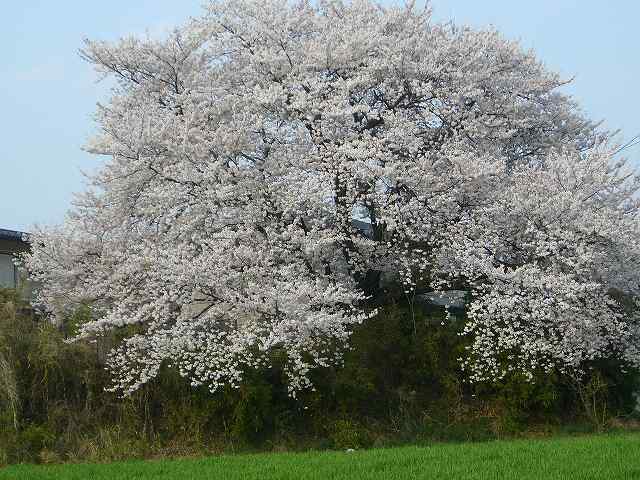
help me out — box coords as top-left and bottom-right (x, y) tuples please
(1, 1), (638, 232)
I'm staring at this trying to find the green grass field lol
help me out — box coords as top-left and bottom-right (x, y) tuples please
(2, 433), (639, 480)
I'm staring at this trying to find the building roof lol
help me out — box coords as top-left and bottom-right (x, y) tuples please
(0, 228), (29, 244)
(351, 219), (374, 237)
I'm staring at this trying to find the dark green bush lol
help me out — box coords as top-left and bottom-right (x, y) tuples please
(328, 419), (372, 449)
(1, 287), (638, 465)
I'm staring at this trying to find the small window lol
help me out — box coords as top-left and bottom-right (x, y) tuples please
(0, 253), (17, 288)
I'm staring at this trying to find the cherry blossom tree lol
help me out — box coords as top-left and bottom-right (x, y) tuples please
(24, 0), (640, 396)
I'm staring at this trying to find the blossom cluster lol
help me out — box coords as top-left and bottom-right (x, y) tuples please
(24, 0), (640, 395)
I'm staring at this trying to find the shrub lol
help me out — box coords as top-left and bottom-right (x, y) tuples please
(0, 288), (638, 465)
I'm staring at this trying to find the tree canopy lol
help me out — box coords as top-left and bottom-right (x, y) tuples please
(25, 0), (640, 396)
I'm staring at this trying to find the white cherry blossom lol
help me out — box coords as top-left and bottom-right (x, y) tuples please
(24, 0), (640, 395)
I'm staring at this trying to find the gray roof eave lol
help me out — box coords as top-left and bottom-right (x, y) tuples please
(0, 228), (30, 244)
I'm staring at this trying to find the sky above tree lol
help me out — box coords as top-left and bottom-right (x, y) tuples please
(1, 0), (638, 232)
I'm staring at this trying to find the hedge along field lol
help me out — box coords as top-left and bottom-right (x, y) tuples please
(3, 433), (639, 480)
(2, 285), (640, 466)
